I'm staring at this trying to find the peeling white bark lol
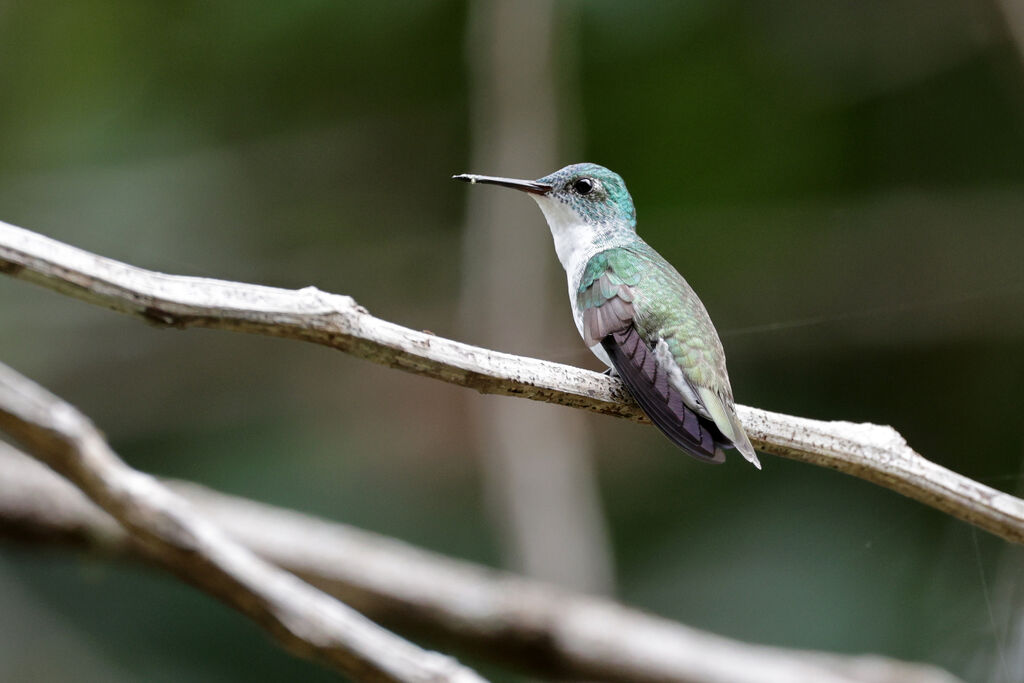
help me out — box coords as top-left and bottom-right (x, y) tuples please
(1, 219), (1023, 544)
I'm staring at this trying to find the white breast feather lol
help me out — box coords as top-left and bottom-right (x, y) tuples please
(530, 195), (634, 371)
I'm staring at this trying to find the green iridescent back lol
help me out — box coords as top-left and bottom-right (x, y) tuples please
(577, 241), (733, 400)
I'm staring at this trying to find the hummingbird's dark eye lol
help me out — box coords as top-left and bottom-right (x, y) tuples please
(572, 177), (595, 195)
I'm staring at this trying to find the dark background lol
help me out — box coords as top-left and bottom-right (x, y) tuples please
(1, 1), (1022, 681)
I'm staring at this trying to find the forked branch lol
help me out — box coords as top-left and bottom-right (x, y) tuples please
(0, 362), (484, 683)
(0, 443), (960, 683)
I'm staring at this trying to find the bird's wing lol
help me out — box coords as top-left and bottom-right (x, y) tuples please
(577, 249), (726, 463)
(577, 248), (640, 347)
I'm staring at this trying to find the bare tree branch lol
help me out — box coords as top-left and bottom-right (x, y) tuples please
(0, 362), (485, 683)
(1, 219), (1023, 545)
(0, 444), (961, 683)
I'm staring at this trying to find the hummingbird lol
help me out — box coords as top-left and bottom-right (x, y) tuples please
(454, 163), (760, 468)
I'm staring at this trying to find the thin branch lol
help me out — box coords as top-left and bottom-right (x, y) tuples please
(0, 362), (485, 683)
(2, 219), (1023, 545)
(0, 445), (961, 683)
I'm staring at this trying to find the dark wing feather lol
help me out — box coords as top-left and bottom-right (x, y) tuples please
(582, 282), (635, 347)
(578, 254), (641, 347)
(602, 327), (726, 464)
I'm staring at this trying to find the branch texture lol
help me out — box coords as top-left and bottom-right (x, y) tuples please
(0, 444), (960, 683)
(0, 362), (484, 683)
(2, 220), (1023, 544)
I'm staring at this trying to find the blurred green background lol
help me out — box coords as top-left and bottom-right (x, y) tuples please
(1, 1), (1023, 681)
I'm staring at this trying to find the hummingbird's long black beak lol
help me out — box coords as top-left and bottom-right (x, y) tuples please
(452, 173), (552, 195)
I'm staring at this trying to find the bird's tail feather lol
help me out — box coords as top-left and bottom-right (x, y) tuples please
(697, 386), (761, 469)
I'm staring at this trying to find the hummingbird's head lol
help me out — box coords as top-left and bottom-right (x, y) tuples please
(536, 163), (636, 229)
(453, 163), (637, 232)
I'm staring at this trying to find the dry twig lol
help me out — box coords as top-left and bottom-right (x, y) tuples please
(1, 219), (1022, 543)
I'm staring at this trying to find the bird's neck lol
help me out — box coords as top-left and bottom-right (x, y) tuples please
(532, 197), (635, 275)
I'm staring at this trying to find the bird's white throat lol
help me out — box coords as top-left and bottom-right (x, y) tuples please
(531, 195), (599, 277)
